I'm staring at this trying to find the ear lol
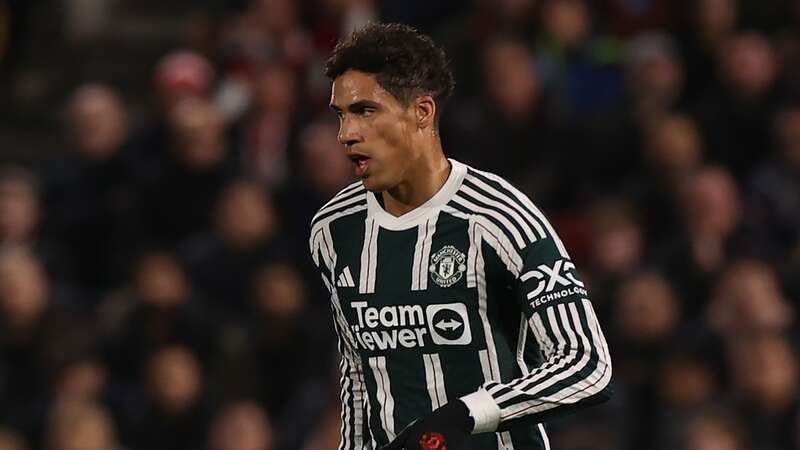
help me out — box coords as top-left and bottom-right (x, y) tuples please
(414, 95), (437, 130)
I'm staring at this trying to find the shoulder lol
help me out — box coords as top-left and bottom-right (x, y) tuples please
(309, 181), (368, 236)
(448, 164), (556, 247)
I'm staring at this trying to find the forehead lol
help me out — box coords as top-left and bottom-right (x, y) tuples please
(329, 70), (397, 107)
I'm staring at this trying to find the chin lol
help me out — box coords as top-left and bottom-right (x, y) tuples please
(361, 176), (388, 192)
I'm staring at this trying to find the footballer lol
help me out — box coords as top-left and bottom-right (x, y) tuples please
(309, 23), (612, 450)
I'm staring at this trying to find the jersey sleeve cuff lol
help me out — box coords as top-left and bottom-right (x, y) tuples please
(460, 389), (501, 434)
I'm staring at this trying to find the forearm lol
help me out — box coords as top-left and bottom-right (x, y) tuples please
(461, 299), (613, 433)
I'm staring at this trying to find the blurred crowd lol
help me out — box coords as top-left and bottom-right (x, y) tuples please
(1, 0), (800, 449)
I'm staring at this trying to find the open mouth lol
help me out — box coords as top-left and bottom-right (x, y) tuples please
(349, 154), (371, 177)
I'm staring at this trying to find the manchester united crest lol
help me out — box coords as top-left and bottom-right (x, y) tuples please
(429, 245), (467, 288)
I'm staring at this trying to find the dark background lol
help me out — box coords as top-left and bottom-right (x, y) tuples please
(1, 0), (799, 449)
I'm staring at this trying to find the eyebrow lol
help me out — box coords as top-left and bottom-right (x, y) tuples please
(329, 100), (380, 112)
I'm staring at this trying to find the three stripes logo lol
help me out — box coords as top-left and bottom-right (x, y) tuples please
(336, 266), (356, 288)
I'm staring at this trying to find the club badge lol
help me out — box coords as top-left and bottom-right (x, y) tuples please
(429, 245), (466, 288)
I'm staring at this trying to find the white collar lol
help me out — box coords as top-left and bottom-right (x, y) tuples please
(366, 158), (466, 230)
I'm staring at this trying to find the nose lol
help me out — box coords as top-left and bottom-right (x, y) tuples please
(337, 117), (362, 147)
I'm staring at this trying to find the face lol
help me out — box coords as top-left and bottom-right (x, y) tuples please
(483, 40), (539, 118)
(69, 84), (128, 160)
(0, 179), (39, 242)
(134, 252), (188, 307)
(210, 402), (273, 450)
(330, 70), (423, 192)
(147, 346), (202, 413)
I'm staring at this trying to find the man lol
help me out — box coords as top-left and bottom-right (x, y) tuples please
(309, 23), (612, 450)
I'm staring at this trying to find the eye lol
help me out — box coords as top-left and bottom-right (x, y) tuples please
(356, 106), (376, 117)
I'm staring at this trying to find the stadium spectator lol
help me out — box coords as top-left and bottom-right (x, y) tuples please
(694, 32), (782, 182)
(707, 259), (794, 339)
(726, 333), (799, 450)
(140, 97), (239, 245)
(535, 0), (625, 119)
(44, 83), (139, 293)
(0, 428), (27, 450)
(133, 50), (217, 185)
(612, 272), (682, 449)
(676, 0), (738, 99)
(128, 345), (211, 450)
(659, 166), (743, 313)
(0, 167), (71, 284)
(236, 61), (300, 189)
(208, 400), (274, 450)
(0, 167), (40, 246)
(280, 117), (354, 235)
(634, 114), (704, 243)
(745, 106), (800, 264)
(624, 32), (685, 120)
(584, 198), (645, 323)
(44, 399), (121, 450)
(656, 350), (721, 447)
(212, 262), (331, 427)
(4, 3), (800, 450)
(102, 250), (215, 386)
(180, 178), (285, 314)
(680, 409), (749, 450)
(444, 35), (566, 208)
(0, 248), (85, 429)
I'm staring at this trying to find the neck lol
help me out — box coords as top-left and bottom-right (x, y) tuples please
(382, 140), (450, 217)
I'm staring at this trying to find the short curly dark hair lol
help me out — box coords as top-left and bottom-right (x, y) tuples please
(325, 23), (455, 124)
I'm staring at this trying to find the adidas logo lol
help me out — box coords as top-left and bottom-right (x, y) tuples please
(336, 266), (356, 288)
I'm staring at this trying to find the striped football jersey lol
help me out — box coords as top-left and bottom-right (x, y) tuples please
(309, 159), (612, 450)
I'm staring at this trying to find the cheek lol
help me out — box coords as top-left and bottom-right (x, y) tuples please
(376, 117), (415, 158)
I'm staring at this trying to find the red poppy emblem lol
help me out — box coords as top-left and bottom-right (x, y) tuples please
(420, 432), (447, 450)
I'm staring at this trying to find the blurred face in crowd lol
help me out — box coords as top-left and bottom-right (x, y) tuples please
(250, 0), (298, 36)
(728, 334), (798, 412)
(615, 273), (679, 344)
(479, 0), (536, 24)
(542, 0), (590, 48)
(695, 0), (737, 40)
(684, 414), (745, 450)
(53, 359), (108, 402)
(658, 354), (717, 408)
(255, 63), (295, 113)
(134, 252), (189, 307)
(215, 180), (277, 249)
(253, 263), (306, 321)
(170, 97), (227, 169)
(776, 108), (800, 169)
(0, 172), (39, 243)
(645, 115), (703, 174)
(0, 428), (27, 450)
(720, 33), (776, 99)
(0, 249), (48, 327)
(68, 84), (128, 161)
(708, 259), (793, 336)
(209, 401), (274, 450)
(627, 34), (684, 108)
(46, 400), (116, 450)
(155, 51), (213, 112)
(589, 201), (643, 276)
(330, 70), (436, 192)
(301, 121), (353, 196)
(146, 346), (203, 415)
(482, 38), (539, 120)
(682, 167), (740, 236)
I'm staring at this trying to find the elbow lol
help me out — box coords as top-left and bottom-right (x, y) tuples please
(593, 376), (614, 404)
(585, 357), (614, 406)
(578, 349), (613, 407)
